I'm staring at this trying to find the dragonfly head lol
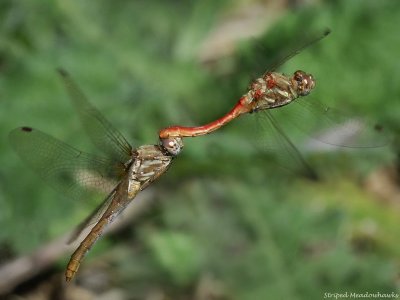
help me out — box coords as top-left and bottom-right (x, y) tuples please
(160, 137), (184, 156)
(292, 70), (315, 96)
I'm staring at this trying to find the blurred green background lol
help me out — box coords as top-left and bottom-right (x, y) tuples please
(1, 0), (399, 299)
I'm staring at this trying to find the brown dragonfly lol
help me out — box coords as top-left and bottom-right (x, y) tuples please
(9, 69), (183, 282)
(159, 29), (389, 178)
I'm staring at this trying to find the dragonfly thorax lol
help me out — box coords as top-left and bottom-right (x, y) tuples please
(247, 72), (299, 112)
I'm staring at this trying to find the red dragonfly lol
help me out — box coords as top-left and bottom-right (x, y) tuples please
(9, 70), (183, 282)
(159, 29), (388, 177)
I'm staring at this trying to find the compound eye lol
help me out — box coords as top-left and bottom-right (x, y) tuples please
(293, 70), (315, 96)
(294, 70), (305, 84)
(160, 137), (183, 156)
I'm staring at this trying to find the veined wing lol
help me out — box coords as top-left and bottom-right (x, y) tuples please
(67, 187), (116, 244)
(254, 96), (390, 178)
(65, 174), (131, 281)
(9, 127), (124, 204)
(58, 69), (132, 163)
(268, 29), (331, 72)
(255, 112), (318, 179)
(274, 98), (391, 148)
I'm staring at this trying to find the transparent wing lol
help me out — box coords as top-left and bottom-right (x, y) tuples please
(67, 187), (116, 244)
(9, 127), (123, 203)
(268, 29), (331, 72)
(255, 112), (318, 179)
(254, 95), (390, 178)
(58, 69), (132, 163)
(272, 98), (391, 148)
(69, 172), (132, 244)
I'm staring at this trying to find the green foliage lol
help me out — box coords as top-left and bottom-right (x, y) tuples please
(1, 0), (399, 298)
(115, 178), (399, 299)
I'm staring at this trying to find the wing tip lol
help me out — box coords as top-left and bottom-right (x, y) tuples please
(323, 28), (332, 37)
(21, 126), (33, 132)
(57, 68), (69, 78)
(9, 127), (34, 142)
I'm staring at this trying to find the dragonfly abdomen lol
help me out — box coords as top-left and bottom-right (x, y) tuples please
(65, 217), (109, 282)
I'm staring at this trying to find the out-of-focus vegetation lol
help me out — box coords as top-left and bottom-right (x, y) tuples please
(1, 0), (399, 299)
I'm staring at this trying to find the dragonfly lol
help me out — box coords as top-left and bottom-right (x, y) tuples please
(159, 29), (388, 177)
(9, 69), (183, 282)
